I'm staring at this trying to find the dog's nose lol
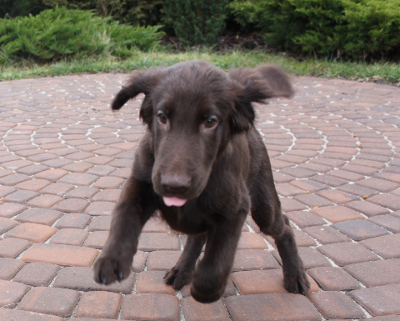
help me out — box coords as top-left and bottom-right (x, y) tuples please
(160, 174), (191, 194)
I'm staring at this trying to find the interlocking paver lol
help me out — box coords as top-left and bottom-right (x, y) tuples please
(1, 74), (399, 320)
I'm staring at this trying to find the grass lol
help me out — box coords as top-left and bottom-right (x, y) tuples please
(1, 49), (400, 84)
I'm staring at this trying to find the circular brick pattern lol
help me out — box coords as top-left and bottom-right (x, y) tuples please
(0, 74), (399, 319)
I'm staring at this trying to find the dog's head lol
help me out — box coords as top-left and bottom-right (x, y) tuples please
(112, 61), (293, 207)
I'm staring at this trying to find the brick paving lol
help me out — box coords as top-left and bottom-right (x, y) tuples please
(0, 72), (399, 320)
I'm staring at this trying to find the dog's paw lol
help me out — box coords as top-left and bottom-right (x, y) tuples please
(164, 267), (192, 290)
(284, 270), (310, 296)
(93, 256), (131, 285)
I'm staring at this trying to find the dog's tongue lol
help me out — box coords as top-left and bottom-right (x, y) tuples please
(163, 196), (187, 207)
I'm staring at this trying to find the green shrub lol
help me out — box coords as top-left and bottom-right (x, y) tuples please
(229, 0), (400, 60)
(164, 0), (229, 46)
(0, 7), (164, 63)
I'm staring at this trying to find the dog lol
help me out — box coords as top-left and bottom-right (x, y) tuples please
(94, 60), (309, 303)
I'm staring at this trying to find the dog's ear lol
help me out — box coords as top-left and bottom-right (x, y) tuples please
(112, 68), (163, 125)
(228, 65), (294, 133)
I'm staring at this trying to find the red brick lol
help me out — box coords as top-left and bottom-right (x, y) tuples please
(138, 233), (180, 251)
(0, 203), (26, 218)
(308, 266), (360, 291)
(345, 200), (389, 217)
(15, 208), (62, 226)
(232, 249), (280, 271)
(332, 219), (389, 241)
(142, 217), (169, 233)
(0, 280), (29, 308)
(280, 198), (308, 212)
(303, 225), (350, 244)
(370, 214), (400, 233)
(349, 284), (400, 317)
(92, 189), (122, 202)
(318, 242), (380, 266)
(0, 173), (30, 185)
(59, 173), (98, 186)
(3, 190), (39, 203)
(294, 193), (334, 207)
(52, 198), (89, 213)
(87, 165), (116, 176)
(21, 243), (99, 267)
(181, 296), (231, 321)
(132, 251), (148, 273)
(238, 232), (269, 249)
(0, 308), (64, 321)
(316, 189), (359, 204)
(232, 269), (318, 295)
(18, 287), (80, 317)
(361, 234), (400, 258)
(84, 231), (108, 248)
(84, 201), (115, 215)
(53, 266), (135, 294)
(273, 247), (331, 270)
(26, 194), (63, 208)
(92, 176), (125, 189)
(15, 179), (51, 192)
(13, 262), (61, 286)
(65, 186), (99, 199)
(311, 205), (364, 223)
(367, 194), (400, 211)
(309, 291), (365, 319)
(0, 238), (30, 258)
(75, 291), (122, 319)
(136, 270), (177, 294)
(55, 213), (91, 229)
(87, 215), (111, 231)
(358, 178), (398, 192)
(120, 293), (180, 321)
(224, 293), (321, 321)
(147, 251), (182, 271)
(0, 258), (25, 280)
(50, 228), (88, 246)
(34, 169), (68, 181)
(0, 217), (19, 233)
(39, 182), (74, 196)
(5, 222), (58, 243)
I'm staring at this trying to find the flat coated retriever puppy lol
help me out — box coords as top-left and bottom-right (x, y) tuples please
(94, 60), (309, 303)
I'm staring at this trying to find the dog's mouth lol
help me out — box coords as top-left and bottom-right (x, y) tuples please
(162, 196), (188, 207)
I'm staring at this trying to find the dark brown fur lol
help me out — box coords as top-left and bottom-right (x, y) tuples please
(94, 61), (309, 303)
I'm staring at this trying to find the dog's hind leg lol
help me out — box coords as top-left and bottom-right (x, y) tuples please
(250, 169), (310, 295)
(164, 234), (206, 290)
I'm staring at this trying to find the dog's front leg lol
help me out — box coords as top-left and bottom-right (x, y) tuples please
(190, 210), (247, 303)
(94, 177), (155, 285)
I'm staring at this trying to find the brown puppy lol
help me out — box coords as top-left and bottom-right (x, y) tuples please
(94, 60), (309, 303)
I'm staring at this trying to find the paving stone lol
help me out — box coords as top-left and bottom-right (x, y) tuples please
(120, 293), (180, 321)
(224, 293), (321, 321)
(0, 238), (30, 258)
(332, 219), (390, 241)
(181, 296), (231, 321)
(15, 179), (51, 192)
(3, 190), (39, 203)
(370, 214), (400, 233)
(21, 243), (99, 267)
(26, 194), (63, 208)
(39, 182), (74, 196)
(55, 213), (91, 229)
(53, 266), (135, 294)
(345, 258), (400, 288)
(84, 230), (108, 248)
(0, 217), (19, 233)
(15, 208), (63, 225)
(65, 186), (99, 199)
(345, 200), (390, 217)
(307, 266), (361, 291)
(52, 198), (89, 213)
(0, 308), (64, 321)
(303, 225), (351, 244)
(147, 250), (182, 271)
(349, 284), (400, 317)
(0, 280), (29, 308)
(75, 291), (122, 319)
(0, 203), (26, 218)
(311, 205), (364, 223)
(367, 194), (400, 211)
(13, 262), (61, 286)
(34, 169), (68, 181)
(92, 189), (122, 202)
(18, 286), (80, 317)
(309, 291), (365, 319)
(142, 217), (169, 232)
(138, 233), (180, 251)
(136, 270), (177, 294)
(285, 211), (326, 228)
(361, 234), (400, 259)
(50, 228), (88, 246)
(5, 222), (58, 243)
(59, 173), (98, 186)
(0, 258), (25, 280)
(84, 201), (115, 215)
(318, 242), (380, 266)
(231, 269), (318, 295)
(87, 215), (111, 231)
(232, 249), (281, 271)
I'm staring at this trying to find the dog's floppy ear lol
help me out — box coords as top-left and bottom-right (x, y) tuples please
(228, 65), (294, 133)
(112, 68), (163, 125)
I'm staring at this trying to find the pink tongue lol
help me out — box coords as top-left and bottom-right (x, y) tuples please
(163, 197), (187, 207)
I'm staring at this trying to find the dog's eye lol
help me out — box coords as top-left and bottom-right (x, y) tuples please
(157, 111), (167, 125)
(204, 116), (219, 129)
